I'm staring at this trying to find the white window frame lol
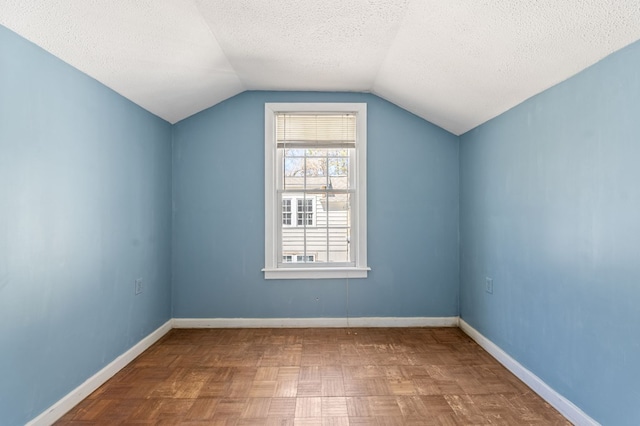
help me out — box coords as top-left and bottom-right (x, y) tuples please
(263, 103), (369, 279)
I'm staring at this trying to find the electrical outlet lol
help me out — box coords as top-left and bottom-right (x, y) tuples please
(135, 278), (143, 295)
(485, 277), (493, 294)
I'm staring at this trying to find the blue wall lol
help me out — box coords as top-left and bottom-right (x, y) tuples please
(460, 41), (640, 425)
(172, 92), (460, 319)
(0, 26), (173, 425)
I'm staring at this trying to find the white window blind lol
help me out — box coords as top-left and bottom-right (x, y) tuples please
(276, 114), (356, 149)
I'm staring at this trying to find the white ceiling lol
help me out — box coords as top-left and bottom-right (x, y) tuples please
(2, 0), (640, 135)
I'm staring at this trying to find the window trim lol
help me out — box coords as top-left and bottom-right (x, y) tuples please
(263, 103), (369, 280)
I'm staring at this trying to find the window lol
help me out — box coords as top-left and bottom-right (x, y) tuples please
(282, 254), (316, 263)
(264, 103), (369, 279)
(282, 199), (292, 226)
(282, 196), (316, 227)
(297, 198), (313, 226)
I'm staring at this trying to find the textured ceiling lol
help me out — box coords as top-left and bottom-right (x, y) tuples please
(1, 0), (640, 135)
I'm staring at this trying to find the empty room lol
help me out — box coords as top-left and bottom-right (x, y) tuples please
(1, 1), (639, 425)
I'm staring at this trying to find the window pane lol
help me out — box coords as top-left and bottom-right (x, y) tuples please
(325, 194), (351, 263)
(282, 199), (291, 225)
(297, 199), (313, 226)
(305, 156), (326, 176)
(301, 194), (350, 264)
(284, 157), (303, 177)
(328, 157), (349, 177)
(282, 148), (351, 192)
(281, 192), (352, 265)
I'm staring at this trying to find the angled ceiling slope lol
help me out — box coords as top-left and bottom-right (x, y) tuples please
(2, 0), (640, 135)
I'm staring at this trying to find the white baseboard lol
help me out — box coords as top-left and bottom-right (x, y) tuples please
(26, 319), (173, 426)
(172, 316), (460, 328)
(459, 319), (598, 426)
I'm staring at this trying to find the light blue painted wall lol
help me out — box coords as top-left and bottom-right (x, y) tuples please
(0, 26), (173, 425)
(172, 91), (459, 319)
(460, 40), (640, 425)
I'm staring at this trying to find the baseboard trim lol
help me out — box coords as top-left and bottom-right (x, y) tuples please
(172, 316), (460, 328)
(459, 319), (598, 426)
(26, 319), (173, 426)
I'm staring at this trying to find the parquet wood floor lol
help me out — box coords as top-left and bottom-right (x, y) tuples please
(55, 327), (570, 425)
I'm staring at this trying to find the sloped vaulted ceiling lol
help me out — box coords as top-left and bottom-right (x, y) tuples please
(1, 0), (640, 135)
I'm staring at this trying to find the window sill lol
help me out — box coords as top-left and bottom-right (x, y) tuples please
(262, 267), (370, 280)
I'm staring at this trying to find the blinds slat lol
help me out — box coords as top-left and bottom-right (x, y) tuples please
(277, 141), (354, 149)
